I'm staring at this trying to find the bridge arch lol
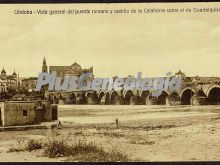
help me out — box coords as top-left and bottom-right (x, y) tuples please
(76, 92), (87, 104)
(110, 91), (118, 104)
(98, 91), (110, 105)
(207, 85), (220, 104)
(157, 90), (169, 105)
(146, 90), (169, 105)
(98, 91), (105, 99)
(180, 87), (195, 105)
(110, 90), (121, 98)
(124, 90), (135, 105)
(87, 91), (99, 104)
(69, 93), (76, 104)
(85, 91), (92, 98)
(110, 90), (123, 105)
(140, 90), (150, 105)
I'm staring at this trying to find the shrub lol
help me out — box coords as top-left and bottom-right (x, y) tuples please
(26, 139), (42, 151)
(7, 138), (42, 153)
(44, 138), (70, 157)
(43, 138), (129, 161)
(7, 147), (24, 153)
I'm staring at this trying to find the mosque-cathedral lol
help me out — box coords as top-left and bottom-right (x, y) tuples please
(42, 57), (93, 76)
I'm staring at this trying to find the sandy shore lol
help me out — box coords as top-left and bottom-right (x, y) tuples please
(0, 105), (220, 161)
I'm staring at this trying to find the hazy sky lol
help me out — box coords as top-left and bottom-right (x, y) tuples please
(0, 3), (220, 78)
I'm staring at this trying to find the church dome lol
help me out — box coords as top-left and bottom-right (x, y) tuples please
(71, 62), (82, 72)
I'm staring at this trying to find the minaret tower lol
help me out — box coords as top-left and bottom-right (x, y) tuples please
(42, 57), (48, 73)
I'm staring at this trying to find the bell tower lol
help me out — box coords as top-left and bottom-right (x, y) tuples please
(42, 57), (48, 73)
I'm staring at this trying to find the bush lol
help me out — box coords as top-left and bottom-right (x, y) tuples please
(44, 138), (70, 157)
(7, 147), (24, 153)
(7, 138), (42, 153)
(8, 137), (130, 161)
(26, 139), (42, 151)
(43, 138), (129, 161)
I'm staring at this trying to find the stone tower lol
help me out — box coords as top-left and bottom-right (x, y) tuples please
(42, 57), (48, 73)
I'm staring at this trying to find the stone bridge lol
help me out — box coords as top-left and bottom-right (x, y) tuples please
(45, 77), (220, 105)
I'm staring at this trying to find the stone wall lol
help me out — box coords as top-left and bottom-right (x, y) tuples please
(42, 101), (52, 122)
(3, 102), (36, 126)
(0, 101), (55, 127)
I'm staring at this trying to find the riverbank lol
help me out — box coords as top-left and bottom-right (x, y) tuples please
(0, 105), (219, 161)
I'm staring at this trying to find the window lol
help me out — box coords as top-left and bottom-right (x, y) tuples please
(23, 110), (27, 116)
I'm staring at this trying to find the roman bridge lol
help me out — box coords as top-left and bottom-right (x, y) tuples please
(45, 78), (220, 105)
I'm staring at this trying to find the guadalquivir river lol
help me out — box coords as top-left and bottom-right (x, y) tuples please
(57, 105), (220, 124)
(1, 105), (220, 140)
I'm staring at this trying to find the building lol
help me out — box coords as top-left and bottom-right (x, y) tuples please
(41, 57), (93, 77)
(0, 79), (7, 93)
(21, 57), (95, 94)
(0, 101), (57, 126)
(0, 68), (20, 93)
(21, 77), (38, 92)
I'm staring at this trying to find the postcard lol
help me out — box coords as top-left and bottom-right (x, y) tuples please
(0, 2), (220, 162)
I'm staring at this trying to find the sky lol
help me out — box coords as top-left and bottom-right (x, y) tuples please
(0, 3), (220, 78)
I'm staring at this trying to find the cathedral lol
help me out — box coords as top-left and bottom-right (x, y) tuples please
(42, 57), (93, 77)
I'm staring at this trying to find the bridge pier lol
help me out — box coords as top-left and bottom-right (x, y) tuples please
(114, 96), (124, 105)
(167, 98), (181, 105)
(69, 93), (76, 104)
(130, 96), (142, 105)
(146, 97), (158, 105)
(99, 97), (110, 105)
(192, 96), (208, 105)
(100, 98), (106, 105)
(87, 96), (99, 105)
(76, 94), (87, 104)
(164, 98), (170, 105)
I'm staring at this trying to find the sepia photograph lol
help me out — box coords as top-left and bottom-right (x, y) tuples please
(0, 2), (220, 162)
